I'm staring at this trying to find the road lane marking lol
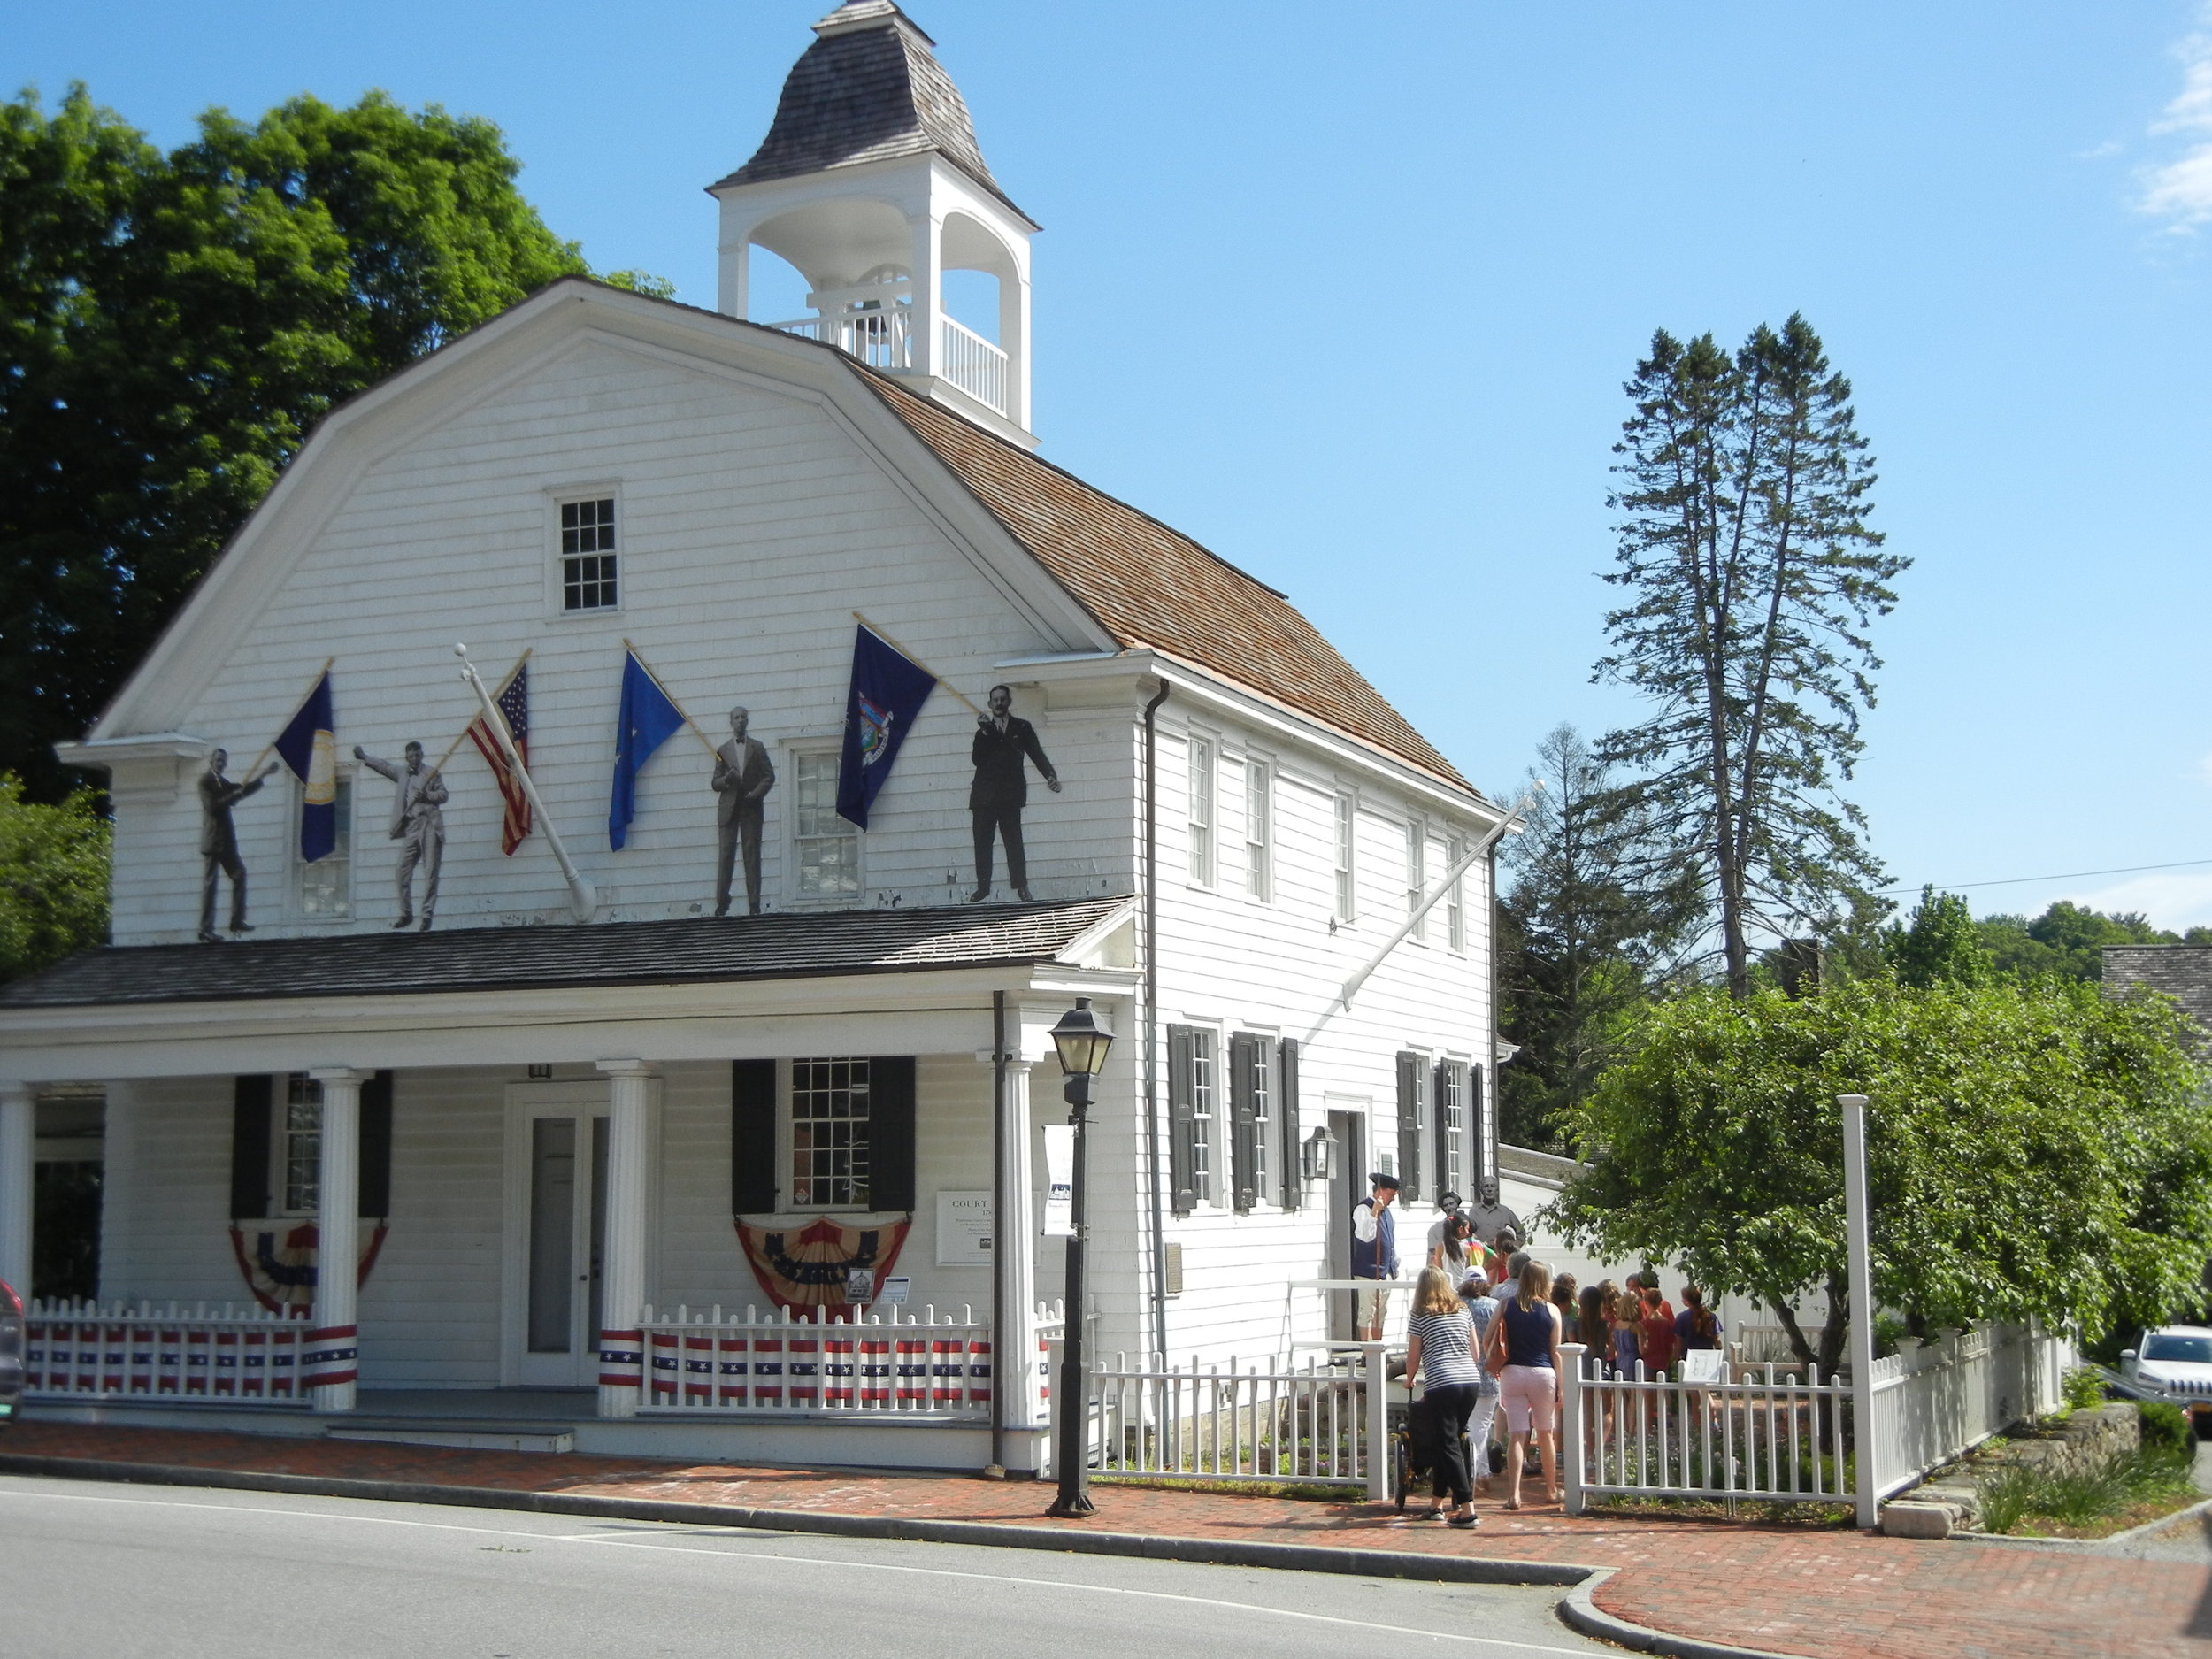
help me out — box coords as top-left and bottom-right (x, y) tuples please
(0, 1481), (1596, 1656)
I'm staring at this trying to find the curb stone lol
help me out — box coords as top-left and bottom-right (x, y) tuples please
(1560, 1569), (1812, 1659)
(0, 1450), (1826, 1658)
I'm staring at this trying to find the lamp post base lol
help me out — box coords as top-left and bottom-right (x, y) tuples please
(1047, 1492), (1097, 1519)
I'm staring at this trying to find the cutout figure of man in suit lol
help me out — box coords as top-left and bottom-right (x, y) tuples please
(355, 741), (447, 931)
(198, 747), (279, 942)
(712, 706), (776, 916)
(969, 683), (1058, 902)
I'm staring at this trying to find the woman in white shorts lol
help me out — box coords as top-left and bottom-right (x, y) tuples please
(1482, 1257), (1563, 1509)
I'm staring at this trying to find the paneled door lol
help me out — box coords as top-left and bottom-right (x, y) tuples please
(508, 1096), (610, 1387)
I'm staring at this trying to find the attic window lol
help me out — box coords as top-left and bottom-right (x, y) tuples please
(560, 497), (618, 611)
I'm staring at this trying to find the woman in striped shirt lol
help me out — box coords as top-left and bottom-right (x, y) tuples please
(1404, 1265), (1482, 1527)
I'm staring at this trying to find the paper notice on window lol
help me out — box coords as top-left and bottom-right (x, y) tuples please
(1042, 1124), (1074, 1237)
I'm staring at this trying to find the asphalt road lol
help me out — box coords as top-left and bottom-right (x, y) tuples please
(0, 1475), (1611, 1658)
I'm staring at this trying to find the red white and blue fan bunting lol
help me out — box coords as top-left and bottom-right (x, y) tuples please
(227, 1220), (390, 1316)
(735, 1213), (912, 1315)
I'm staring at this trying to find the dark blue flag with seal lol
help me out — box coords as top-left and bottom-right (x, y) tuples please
(835, 625), (936, 829)
(609, 649), (688, 849)
(273, 669), (337, 863)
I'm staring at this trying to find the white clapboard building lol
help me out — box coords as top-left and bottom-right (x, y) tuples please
(0, 1), (1507, 1470)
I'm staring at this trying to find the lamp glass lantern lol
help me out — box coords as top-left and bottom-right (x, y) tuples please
(1048, 997), (1115, 1080)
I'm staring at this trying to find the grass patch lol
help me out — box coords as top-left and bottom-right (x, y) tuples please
(1585, 1494), (1854, 1526)
(1977, 1440), (2199, 1540)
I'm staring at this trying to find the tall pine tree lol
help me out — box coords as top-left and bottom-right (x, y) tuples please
(1596, 315), (1906, 997)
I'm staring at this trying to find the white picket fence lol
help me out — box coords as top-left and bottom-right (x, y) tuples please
(1560, 1321), (2072, 1517)
(1563, 1347), (1854, 1507)
(636, 1301), (1063, 1419)
(23, 1299), (311, 1405)
(1057, 1343), (1393, 1498)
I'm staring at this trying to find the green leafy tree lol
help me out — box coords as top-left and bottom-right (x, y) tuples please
(0, 773), (109, 980)
(0, 86), (589, 799)
(1597, 315), (1908, 998)
(1548, 974), (2212, 1371)
(1498, 725), (1697, 1151)
(1974, 902), (2211, 982)
(1883, 886), (1991, 988)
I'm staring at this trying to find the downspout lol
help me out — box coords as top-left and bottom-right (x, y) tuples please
(1486, 841), (1500, 1197)
(1141, 680), (1171, 1363)
(989, 987), (1008, 1475)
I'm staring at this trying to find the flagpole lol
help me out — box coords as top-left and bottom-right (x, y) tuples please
(432, 648), (531, 773)
(248, 655), (338, 777)
(850, 612), (986, 716)
(621, 638), (725, 759)
(457, 644), (597, 923)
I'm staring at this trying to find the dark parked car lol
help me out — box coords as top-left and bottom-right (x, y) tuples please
(0, 1278), (21, 1427)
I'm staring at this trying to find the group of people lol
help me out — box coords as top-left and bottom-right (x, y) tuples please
(1355, 1171), (1725, 1526)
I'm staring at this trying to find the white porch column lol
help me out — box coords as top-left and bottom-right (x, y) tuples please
(596, 1059), (655, 1419)
(998, 1057), (1041, 1432)
(0, 1082), (35, 1298)
(308, 1067), (368, 1413)
(909, 211), (942, 380)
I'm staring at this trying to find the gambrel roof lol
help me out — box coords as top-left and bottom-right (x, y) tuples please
(864, 374), (1471, 792)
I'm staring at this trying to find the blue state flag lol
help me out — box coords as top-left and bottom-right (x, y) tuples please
(836, 625), (937, 829)
(273, 670), (337, 863)
(609, 649), (688, 850)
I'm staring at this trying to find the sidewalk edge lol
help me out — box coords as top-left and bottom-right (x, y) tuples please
(1560, 1567), (1813, 1659)
(0, 1451), (1590, 1585)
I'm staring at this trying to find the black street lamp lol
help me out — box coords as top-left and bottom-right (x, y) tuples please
(1047, 995), (1113, 1519)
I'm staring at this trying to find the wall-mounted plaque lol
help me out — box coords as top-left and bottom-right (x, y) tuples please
(936, 1190), (994, 1265)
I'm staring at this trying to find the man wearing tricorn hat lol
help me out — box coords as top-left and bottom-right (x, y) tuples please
(1349, 1171), (1401, 1341)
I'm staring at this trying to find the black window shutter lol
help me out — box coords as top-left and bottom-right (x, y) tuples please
(1470, 1064), (1491, 1194)
(229, 1075), (273, 1220)
(731, 1059), (778, 1215)
(1167, 1025), (1197, 1215)
(1276, 1038), (1302, 1210)
(869, 1056), (918, 1212)
(1395, 1051), (1423, 1201)
(1432, 1060), (1454, 1203)
(1229, 1031), (1259, 1214)
(357, 1069), (396, 1219)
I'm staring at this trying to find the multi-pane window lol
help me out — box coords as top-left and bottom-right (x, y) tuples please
(1189, 1030), (1217, 1204)
(295, 777), (353, 919)
(1447, 836), (1467, 953)
(560, 497), (618, 611)
(794, 751), (859, 899)
(790, 1057), (871, 1209)
(1406, 821), (1427, 941)
(281, 1074), (323, 1214)
(1187, 738), (1216, 887)
(1333, 794), (1356, 922)
(1244, 759), (1272, 902)
(1436, 1062), (1465, 1200)
(1231, 1033), (1272, 1213)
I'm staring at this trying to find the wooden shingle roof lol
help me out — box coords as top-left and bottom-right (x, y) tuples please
(711, 3), (1025, 222)
(864, 375), (1473, 793)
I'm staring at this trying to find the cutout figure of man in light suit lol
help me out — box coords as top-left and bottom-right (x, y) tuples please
(355, 741), (447, 931)
(711, 706), (776, 916)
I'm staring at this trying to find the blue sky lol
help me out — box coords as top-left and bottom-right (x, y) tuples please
(12, 2), (2212, 928)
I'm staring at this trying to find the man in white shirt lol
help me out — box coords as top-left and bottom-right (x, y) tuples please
(1349, 1172), (1400, 1340)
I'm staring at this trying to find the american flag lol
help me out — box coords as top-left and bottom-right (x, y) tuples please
(466, 658), (533, 855)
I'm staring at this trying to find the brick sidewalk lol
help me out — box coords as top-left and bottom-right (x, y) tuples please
(4, 1421), (2208, 1658)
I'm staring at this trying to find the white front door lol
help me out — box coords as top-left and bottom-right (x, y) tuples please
(507, 1094), (610, 1387)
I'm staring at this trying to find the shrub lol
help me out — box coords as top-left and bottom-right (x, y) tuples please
(2139, 1401), (2193, 1460)
(1977, 1462), (2035, 1534)
(2060, 1367), (2107, 1413)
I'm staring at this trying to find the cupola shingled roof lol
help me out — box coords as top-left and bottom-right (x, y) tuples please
(859, 372), (1474, 795)
(712, 3), (1030, 225)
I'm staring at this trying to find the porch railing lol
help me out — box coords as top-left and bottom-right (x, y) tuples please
(23, 1299), (311, 1405)
(769, 307), (910, 372)
(637, 1302), (1061, 1418)
(1055, 1343), (1392, 1498)
(1561, 1344), (1855, 1511)
(938, 317), (1009, 414)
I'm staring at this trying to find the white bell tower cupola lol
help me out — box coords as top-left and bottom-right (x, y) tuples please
(710, 1), (1039, 447)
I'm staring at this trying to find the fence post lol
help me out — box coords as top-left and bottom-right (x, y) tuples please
(1560, 1343), (1586, 1516)
(1361, 1340), (1390, 1502)
(1840, 1093), (1879, 1531)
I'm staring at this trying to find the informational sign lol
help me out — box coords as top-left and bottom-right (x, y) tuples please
(1678, 1348), (1724, 1384)
(1041, 1124), (1075, 1237)
(936, 1190), (994, 1265)
(878, 1276), (911, 1306)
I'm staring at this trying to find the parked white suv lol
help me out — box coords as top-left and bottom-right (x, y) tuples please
(2120, 1325), (2212, 1432)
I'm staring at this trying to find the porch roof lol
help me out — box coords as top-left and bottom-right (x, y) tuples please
(0, 896), (1129, 1010)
